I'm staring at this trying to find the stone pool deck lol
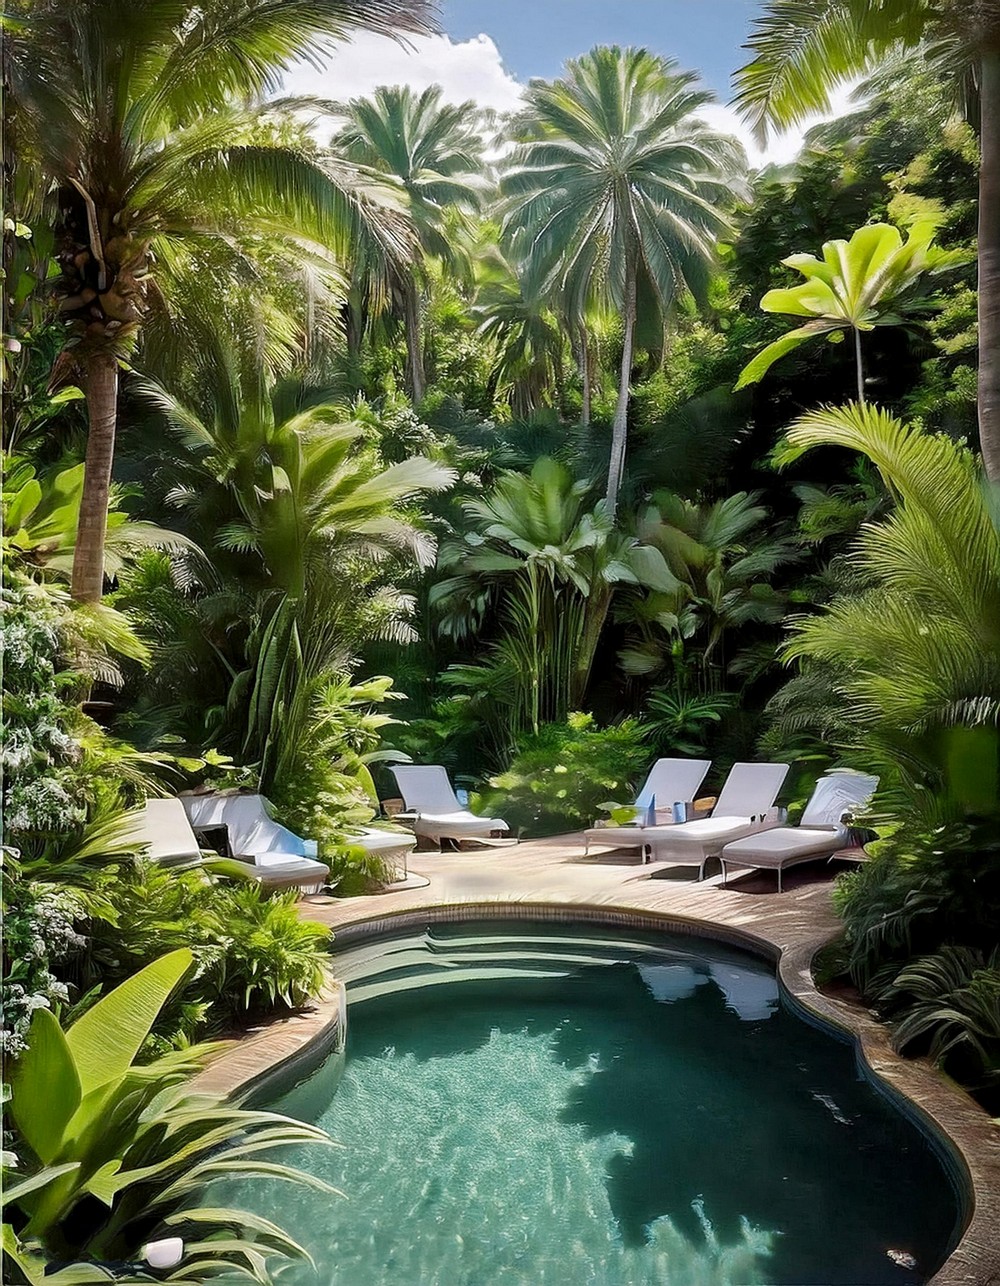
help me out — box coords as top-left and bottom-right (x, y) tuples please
(207, 833), (1000, 1286)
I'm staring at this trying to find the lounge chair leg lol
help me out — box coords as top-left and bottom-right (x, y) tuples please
(720, 860), (727, 887)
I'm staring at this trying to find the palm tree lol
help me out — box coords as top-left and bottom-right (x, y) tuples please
(334, 84), (486, 402)
(5, 0), (432, 604)
(474, 248), (568, 418)
(733, 1), (1000, 481)
(736, 220), (966, 402)
(502, 46), (747, 515)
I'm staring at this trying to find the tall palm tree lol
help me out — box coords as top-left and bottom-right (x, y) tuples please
(5, 0), (432, 604)
(502, 46), (747, 515)
(334, 84), (486, 402)
(733, 0), (1000, 481)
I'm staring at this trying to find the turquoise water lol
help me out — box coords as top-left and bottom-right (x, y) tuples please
(224, 921), (962, 1286)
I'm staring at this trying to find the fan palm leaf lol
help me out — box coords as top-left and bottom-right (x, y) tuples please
(774, 402), (1000, 819)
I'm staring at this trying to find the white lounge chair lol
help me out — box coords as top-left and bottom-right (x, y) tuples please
(582, 757), (712, 861)
(389, 765), (512, 847)
(122, 797), (330, 893)
(180, 793), (331, 893)
(643, 761), (790, 879)
(720, 771), (879, 892)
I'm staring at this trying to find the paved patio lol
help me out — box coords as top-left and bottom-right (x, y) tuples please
(306, 831), (845, 950)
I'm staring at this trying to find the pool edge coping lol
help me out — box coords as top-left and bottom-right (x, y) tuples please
(194, 898), (1000, 1286)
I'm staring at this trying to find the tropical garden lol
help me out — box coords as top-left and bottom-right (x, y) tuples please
(2, 0), (999, 1279)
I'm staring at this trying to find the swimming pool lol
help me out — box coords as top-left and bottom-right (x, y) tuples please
(222, 919), (963, 1285)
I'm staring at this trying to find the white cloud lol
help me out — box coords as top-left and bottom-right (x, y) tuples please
(281, 31), (524, 118)
(697, 82), (863, 170)
(282, 34), (859, 169)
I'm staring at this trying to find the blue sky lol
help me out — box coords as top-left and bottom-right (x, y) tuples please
(286, 2), (855, 167)
(441, 0), (762, 99)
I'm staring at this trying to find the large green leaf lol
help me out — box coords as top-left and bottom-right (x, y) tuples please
(3, 1163), (81, 1205)
(65, 950), (193, 1096)
(3, 476), (42, 534)
(628, 544), (686, 594)
(11, 1010), (82, 1165)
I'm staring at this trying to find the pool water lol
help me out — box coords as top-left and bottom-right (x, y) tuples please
(222, 921), (962, 1286)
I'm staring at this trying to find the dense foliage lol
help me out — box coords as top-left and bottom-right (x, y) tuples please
(3, 9), (999, 1279)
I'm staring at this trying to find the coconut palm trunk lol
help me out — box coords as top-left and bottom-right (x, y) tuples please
(70, 352), (118, 602)
(979, 50), (1000, 483)
(606, 256), (637, 515)
(579, 324), (592, 426)
(402, 275), (426, 403)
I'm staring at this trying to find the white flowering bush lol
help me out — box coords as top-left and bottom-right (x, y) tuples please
(1, 871), (86, 1055)
(1, 579), (92, 1054)
(1, 581), (86, 839)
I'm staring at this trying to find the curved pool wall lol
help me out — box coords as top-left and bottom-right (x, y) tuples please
(227, 909), (969, 1286)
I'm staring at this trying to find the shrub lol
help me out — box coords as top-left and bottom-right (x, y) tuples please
(832, 819), (1000, 995)
(1, 579), (88, 844)
(79, 863), (332, 1045)
(884, 946), (1000, 1089)
(0, 858), (86, 1057)
(477, 712), (651, 837)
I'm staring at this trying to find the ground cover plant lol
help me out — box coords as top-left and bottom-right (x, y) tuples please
(3, 3), (999, 1278)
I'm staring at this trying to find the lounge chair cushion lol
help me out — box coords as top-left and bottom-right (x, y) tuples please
(647, 817), (769, 864)
(182, 793), (308, 859)
(350, 827), (417, 857)
(634, 758), (712, 809)
(721, 826), (847, 868)
(711, 762), (789, 816)
(122, 798), (203, 867)
(800, 772), (880, 827)
(181, 793), (329, 891)
(584, 824), (661, 848)
(408, 810), (509, 840)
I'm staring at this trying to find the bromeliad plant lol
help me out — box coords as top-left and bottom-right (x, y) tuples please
(5, 950), (335, 1281)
